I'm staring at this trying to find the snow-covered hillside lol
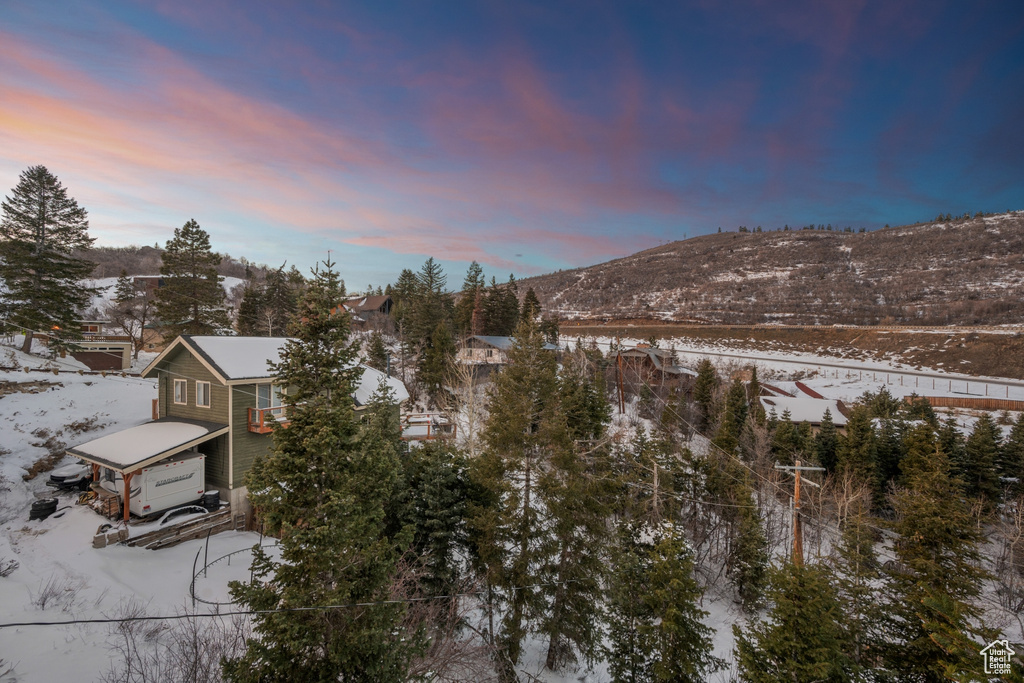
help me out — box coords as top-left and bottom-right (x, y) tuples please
(82, 276), (244, 317)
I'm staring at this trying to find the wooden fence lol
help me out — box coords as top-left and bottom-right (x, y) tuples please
(908, 396), (1024, 412)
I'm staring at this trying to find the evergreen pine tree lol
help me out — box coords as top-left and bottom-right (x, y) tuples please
(481, 275), (520, 336)
(692, 359), (719, 432)
(722, 377), (749, 442)
(521, 287), (541, 321)
(558, 348), (611, 443)
(468, 317), (558, 679)
(538, 314), (560, 345)
(746, 366), (761, 413)
(605, 522), (723, 683)
(874, 416), (906, 504)
(1001, 415), (1024, 496)
(260, 264), (300, 335)
(223, 259), (415, 682)
(904, 394), (939, 428)
(403, 440), (469, 600)
(453, 261), (484, 336)
(536, 389), (613, 671)
(836, 404), (878, 498)
(734, 562), (853, 682)
(418, 321), (456, 409)
(366, 330), (390, 372)
(770, 409), (807, 465)
(814, 408), (839, 473)
(939, 416), (968, 478)
(155, 219), (231, 337)
(882, 442), (991, 681)
(0, 165), (96, 353)
(390, 267), (419, 331)
(964, 413), (1002, 508)
(235, 278), (264, 336)
(409, 257), (452, 349)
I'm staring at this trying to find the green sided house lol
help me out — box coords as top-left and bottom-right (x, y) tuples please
(66, 335), (409, 522)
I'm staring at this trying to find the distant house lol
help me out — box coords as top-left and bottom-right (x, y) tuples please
(66, 335), (409, 522)
(36, 320), (134, 371)
(130, 275), (165, 296)
(335, 295), (393, 329)
(616, 345), (697, 394)
(457, 335), (560, 366)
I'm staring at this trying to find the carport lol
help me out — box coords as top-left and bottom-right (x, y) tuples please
(67, 418), (228, 523)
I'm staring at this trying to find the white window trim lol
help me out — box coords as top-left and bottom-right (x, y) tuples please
(196, 381), (211, 408)
(173, 379), (187, 405)
(257, 383), (286, 416)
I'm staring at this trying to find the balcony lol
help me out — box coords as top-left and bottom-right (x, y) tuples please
(248, 406), (290, 434)
(400, 413), (456, 441)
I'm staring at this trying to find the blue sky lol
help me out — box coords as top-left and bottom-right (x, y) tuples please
(1, 0), (1022, 288)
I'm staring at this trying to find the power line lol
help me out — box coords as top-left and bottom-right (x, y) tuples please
(0, 579), (580, 630)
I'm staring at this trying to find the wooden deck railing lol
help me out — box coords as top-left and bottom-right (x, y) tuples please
(248, 406), (290, 434)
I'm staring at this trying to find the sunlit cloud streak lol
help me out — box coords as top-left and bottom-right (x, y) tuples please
(0, 0), (1021, 285)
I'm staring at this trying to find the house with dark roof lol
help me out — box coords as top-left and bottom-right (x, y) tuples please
(66, 335), (408, 522)
(616, 345), (697, 395)
(334, 294), (393, 329)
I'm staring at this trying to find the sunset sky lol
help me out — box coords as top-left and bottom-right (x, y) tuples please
(1, 1), (1022, 288)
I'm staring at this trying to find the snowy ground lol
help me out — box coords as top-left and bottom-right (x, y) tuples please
(0, 342), (262, 682)
(0, 335), (1020, 681)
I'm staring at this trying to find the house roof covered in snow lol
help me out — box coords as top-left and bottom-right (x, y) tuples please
(465, 335), (560, 351)
(67, 418), (228, 472)
(760, 396), (848, 426)
(141, 335), (409, 403)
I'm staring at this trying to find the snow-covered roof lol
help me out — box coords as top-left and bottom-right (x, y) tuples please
(142, 335), (409, 403)
(760, 396), (848, 426)
(181, 335), (288, 381)
(67, 418), (228, 472)
(353, 365), (410, 406)
(468, 335), (560, 351)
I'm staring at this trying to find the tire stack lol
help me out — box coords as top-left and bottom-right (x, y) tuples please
(29, 498), (58, 521)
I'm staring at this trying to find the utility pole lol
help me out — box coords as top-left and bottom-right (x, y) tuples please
(615, 339), (625, 414)
(774, 460), (824, 566)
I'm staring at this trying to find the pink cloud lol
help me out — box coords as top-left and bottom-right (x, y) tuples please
(0, 25), (679, 273)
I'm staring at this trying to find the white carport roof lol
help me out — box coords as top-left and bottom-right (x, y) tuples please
(67, 418), (228, 473)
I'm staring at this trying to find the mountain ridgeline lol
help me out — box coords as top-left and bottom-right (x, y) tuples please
(522, 211), (1024, 326)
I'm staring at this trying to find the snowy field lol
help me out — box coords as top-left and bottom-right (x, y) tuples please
(1, 335), (1021, 681)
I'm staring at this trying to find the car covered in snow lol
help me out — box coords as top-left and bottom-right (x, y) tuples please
(47, 461), (93, 491)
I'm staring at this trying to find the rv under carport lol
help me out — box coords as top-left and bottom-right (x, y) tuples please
(67, 418), (228, 523)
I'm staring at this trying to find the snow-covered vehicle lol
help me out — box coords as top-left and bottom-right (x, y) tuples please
(47, 461), (93, 491)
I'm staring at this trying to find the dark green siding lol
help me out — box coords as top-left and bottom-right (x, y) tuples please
(231, 384), (275, 486)
(158, 346), (230, 424)
(151, 344), (232, 488)
(199, 434), (230, 489)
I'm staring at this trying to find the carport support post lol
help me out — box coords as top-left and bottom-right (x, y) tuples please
(122, 471), (137, 523)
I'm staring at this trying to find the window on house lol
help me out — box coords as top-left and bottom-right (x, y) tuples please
(257, 384), (285, 415)
(196, 381), (211, 408)
(173, 379), (187, 405)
